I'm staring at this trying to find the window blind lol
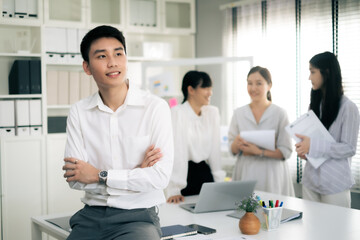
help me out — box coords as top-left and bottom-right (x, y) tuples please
(299, 0), (333, 114)
(338, 0), (360, 191)
(265, 0), (298, 184)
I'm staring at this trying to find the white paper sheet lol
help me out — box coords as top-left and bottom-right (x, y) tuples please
(285, 110), (335, 169)
(240, 130), (276, 151)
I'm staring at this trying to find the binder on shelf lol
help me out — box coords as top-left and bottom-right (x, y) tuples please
(17, 126), (30, 136)
(30, 126), (42, 136)
(29, 99), (42, 126)
(0, 100), (15, 127)
(129, 0), (140, 26)
(30, 59), (42, 94)
(9, 60), (30, 94)
(68, 53), (82, 65)
(143, 0), (156, 27)
(14, 0), (28, 18)
(15, 99), (30, 127)
(57, 71), (69, 105)
(0, 128), (15, 137)
(45, 28), (67, 63)
(80, 72), (91, 99)
(69, 71), (80, 104)
(67, 28), (81, 64)
(2, 0), (15, 18)
(27, 0), (38, 18)
(47, 70), (58, 105)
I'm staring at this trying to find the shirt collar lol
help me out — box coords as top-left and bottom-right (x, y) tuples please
(85, 79), (145, 112)
(183, 101), (202, 119)
(245, 103), (273, 124)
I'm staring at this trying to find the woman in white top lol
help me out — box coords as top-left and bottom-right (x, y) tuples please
(295, 52), (359, 207)
(228, 66), (295, 196)
(166, 71), (225, 203)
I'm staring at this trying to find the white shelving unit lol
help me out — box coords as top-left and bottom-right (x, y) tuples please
(163, 0), (196, 34)
(0, 1), (195, 239)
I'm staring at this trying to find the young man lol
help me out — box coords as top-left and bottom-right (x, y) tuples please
(62, 25), (174, 239)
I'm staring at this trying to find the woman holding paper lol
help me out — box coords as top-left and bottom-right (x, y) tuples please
(166, 71), (226, 203)
(295, 52), (359, 207)
(229, 66), (294, 196)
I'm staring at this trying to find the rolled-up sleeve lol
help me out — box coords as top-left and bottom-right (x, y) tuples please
(309, 101), (359, 160)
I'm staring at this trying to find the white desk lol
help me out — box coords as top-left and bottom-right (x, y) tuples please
(31, 191), (360, 240)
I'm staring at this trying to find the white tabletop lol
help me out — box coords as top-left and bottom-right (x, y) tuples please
(159, 191), (360, 240)
(32, 191), (360, 240)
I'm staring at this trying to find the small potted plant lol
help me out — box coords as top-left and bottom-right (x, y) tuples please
(236, 193), (261, 235)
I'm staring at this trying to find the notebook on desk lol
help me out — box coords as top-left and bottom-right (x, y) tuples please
(160, 224), (198, 240)
(227, 208), (303, 223)
(180, 180), (257, 213)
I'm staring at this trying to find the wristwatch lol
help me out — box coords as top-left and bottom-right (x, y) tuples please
(98, 170), (108, 184)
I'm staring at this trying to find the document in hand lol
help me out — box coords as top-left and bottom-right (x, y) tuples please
(240, 130), (276, 151)
(285, 110), (335, 169)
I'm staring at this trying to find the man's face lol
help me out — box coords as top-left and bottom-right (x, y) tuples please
(83, 37), (127, 90)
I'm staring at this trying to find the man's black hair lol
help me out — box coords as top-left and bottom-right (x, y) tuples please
(80, 25), (126, 62)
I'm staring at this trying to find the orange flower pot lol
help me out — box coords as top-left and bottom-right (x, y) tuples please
(239, 212), (261, 235)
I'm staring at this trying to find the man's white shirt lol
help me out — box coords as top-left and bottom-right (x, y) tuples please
(65, 81), (174, 209)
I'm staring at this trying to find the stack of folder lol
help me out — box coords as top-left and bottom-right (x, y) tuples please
(8, 59), (41, 94)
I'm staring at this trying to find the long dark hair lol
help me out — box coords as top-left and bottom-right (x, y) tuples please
(309, 51), (343, 129)
(247, 66), (272, 101)
(181, 71), (212, 103)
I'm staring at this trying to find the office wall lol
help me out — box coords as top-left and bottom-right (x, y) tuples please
(195, 0), (234, 124)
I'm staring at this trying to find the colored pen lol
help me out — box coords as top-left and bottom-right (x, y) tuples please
(262, 201), (266, 208)
(269, 200), (273, 208)
(259, 200), (263, 206)
(279, 201), (283, 207)
(275, 200), (279, 208)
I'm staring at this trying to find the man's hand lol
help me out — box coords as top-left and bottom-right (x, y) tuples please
(167, 195), (184, 204)
(63, 158), (100, 184)
(139, 145), (162, 168)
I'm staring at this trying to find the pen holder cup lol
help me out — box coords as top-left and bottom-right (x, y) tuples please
(262, 207), (283, 231)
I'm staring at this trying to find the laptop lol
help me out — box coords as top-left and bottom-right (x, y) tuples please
(180, 180), (257, 213)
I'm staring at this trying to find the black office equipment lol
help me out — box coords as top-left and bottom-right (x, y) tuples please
(160, 225), (197, 240)
(186, 224), (216, 235)
(29, 59), (42, 94)
(8, 60), (30, 94)
(47, 116), (67, 133)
